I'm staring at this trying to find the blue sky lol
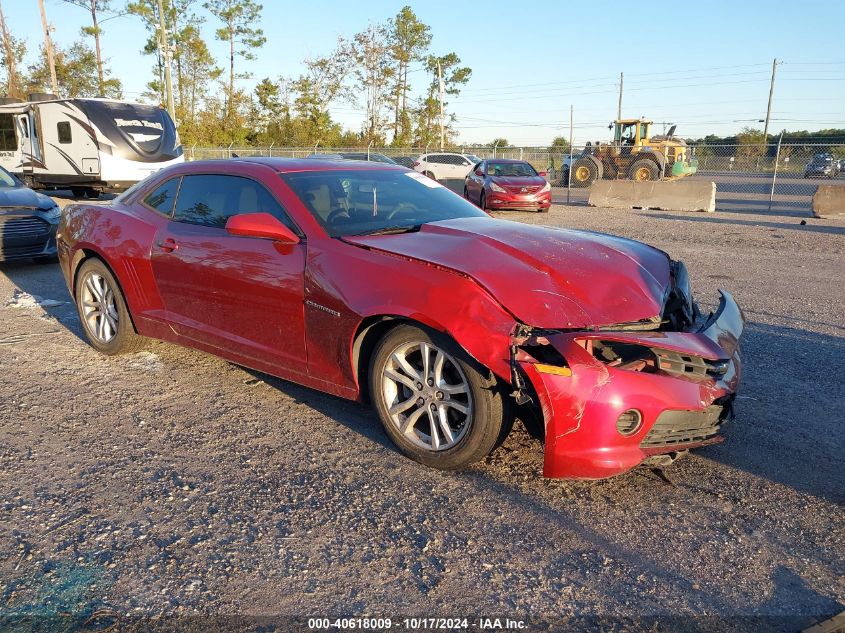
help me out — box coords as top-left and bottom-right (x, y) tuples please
(5, 0), (845, 145)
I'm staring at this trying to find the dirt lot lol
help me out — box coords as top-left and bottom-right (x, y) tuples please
(1, 198), (843, 631)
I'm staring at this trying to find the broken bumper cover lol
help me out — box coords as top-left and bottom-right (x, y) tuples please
(521, 291), (744, 480)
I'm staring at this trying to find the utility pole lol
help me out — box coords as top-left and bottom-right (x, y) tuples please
(156, 0), (176, 120)
(762, 58), (777, 144)
(567, 104), (573, 205)
(617, 72), (623, 120)
(37, 0), (58, 95)
(437, 60), (445, 151)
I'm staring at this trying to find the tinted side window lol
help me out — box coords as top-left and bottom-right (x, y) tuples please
(0, 114), (14, 150)
(427, 155), (446, 164)
(57, 121), (72, 144)
(143, 177), (180, 215)
(173, 174), (295, 230)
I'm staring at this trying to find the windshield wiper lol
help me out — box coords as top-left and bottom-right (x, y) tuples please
(352, 224), (422, 236)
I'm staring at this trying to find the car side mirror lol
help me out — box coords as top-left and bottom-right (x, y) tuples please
(225, 212), (300, 244)
(474, 168), (484, 177)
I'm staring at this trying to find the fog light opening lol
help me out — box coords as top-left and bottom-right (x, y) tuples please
(616, 409), (643, 436)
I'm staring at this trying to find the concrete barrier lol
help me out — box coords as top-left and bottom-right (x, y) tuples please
(812, 185), (845, 219)
(587, 180), (716, 212)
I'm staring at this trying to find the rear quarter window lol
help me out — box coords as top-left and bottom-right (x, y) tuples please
(142, 177), (180, 215)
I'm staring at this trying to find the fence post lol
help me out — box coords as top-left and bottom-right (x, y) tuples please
(268, 143), (274, 157)
(493, 141), (499, 158)
(519, 147), (523, 160)
(190, 142), (196, 161)
(768, 132), (783, 212)
(227, 142), (233, 158)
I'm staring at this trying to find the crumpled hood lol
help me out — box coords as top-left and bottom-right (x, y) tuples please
(0, 186), (55, 211)
(344, 216), (671, 329)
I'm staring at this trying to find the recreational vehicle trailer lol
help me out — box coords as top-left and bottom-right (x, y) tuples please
(0, 94), (183, 197)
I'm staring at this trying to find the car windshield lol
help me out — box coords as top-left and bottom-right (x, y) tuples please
(281, 169), (487, 237)
(466, 154), (481, 163)
(0, 167), (21, 188)
(486, 161), (538, 177)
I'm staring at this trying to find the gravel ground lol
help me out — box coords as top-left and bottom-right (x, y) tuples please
(0, 198), (843, 631)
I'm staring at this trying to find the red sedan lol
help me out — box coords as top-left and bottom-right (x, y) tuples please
(464, 159), (552, 212)
(57, 159), (743, 479)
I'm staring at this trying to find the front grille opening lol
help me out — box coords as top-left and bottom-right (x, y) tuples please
(640, 401), (732, 448)
(589, 340), (658, 373)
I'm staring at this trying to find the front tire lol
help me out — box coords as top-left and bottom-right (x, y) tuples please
(75, 258), (143, 355)
(369, 324), (506, 471)
(479, 191), (488, 211)
(570, 158), (600, 188)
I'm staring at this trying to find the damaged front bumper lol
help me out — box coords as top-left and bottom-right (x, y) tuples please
(517, 291), (744, 480)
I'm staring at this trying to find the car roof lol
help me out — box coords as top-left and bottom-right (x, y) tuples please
(484, 158), (531, 164)
(180, 157), (407, 173)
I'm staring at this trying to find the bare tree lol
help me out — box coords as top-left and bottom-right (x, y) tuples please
(350, 23), (394, 143)
(0, 0), (25, 98)
(61, 0), (120, 95)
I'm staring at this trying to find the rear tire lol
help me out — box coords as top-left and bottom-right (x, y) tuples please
(75, 258), (144, 355)
(71, 187), (86, 198)
(369, 324), (506, 471)
(628, 159), (660, 182)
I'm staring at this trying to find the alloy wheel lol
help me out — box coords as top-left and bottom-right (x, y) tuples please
(381, 340), (473, 452)
(81, 272), (119, 343)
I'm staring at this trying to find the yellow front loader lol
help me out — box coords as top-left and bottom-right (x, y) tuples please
(567, 119), (698, 188)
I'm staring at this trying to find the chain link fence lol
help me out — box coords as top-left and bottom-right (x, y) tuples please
(187, 143), (845, 215)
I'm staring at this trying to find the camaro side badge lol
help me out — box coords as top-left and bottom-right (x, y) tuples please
(305, 300), (341, 318)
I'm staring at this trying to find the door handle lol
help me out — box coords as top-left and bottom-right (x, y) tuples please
(157, 238), (178, 252)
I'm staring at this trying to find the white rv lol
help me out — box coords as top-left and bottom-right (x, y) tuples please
(0, 94), (183, 197)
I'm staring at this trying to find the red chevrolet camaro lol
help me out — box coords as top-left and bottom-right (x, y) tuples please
(58, 158), (744, 479)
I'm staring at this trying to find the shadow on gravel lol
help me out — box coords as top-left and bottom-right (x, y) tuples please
(654, 214), (845, 235)
(243, 368), (396, 453)
(713, 198), (812, 218)
(698, 322), (845, 505)
(0, 259), (86, 343)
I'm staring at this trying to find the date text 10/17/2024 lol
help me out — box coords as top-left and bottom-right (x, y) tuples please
(307, 618), (528, 630)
